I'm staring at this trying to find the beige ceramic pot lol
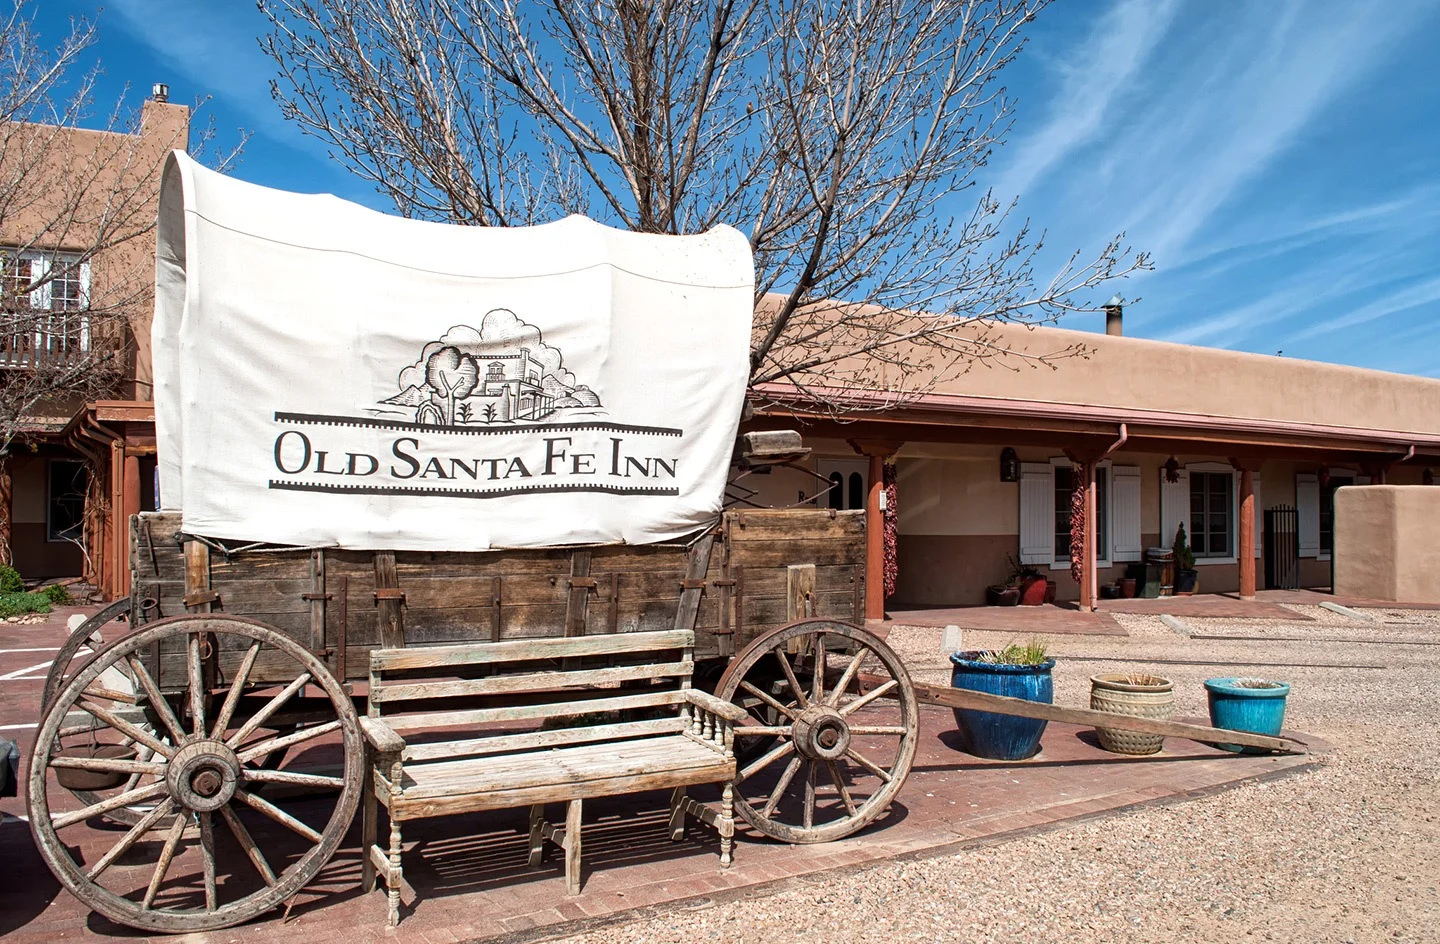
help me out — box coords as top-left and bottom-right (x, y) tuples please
(1090, 673), (1175, 755)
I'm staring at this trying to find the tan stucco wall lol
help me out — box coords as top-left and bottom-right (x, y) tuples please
(1333, 486), (1440, 603)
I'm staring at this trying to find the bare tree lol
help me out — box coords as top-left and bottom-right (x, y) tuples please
(0, 0), (245, 566)
(262, 0), (1148, 412)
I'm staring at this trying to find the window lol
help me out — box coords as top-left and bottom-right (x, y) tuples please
(47, 460), (86, 543)
(817, 460), (867, 511)
(1189, 471), (1232, 558)
(1051, 463), (1109, 566)
(0, 249), (89, 365)
(1318, 474), (1354, 556)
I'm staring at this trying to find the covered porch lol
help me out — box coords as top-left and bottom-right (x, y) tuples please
(745, 386), (1440, 621)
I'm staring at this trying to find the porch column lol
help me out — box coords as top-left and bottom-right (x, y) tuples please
(1230, 457), (1261, 601)
(848, 439), (903, 621)
(1082, 460), (1097, 611)
(122, 453), (141, 598)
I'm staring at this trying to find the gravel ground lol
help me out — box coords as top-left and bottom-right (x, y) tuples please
(549, 609), (1440, 944)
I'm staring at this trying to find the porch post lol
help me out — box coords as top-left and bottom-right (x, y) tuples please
(848, 439), (903, 621)
(122, 453), (141, 598)
(1083, 460), (1097, 612)
(1230, 457), (1262, 602)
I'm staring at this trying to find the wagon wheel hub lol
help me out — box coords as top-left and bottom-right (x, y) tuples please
(791, 704), (851, 761)
(166, 739), (240, 812)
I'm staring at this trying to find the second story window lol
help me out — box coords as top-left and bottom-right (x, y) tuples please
(0, 250), (90, 365)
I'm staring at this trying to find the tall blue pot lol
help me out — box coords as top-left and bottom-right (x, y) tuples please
(949, 651), (1055, 760)
(1205, 677), (1290, 754)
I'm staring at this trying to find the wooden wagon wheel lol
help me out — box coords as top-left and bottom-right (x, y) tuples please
(716, 619), (918, 844)
(41, 597), (133, 710)
(27, 614), (363, 933)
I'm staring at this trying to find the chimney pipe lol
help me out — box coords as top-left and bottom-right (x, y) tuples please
(152, 83), (169, 103)
(1103, 294), (1123, 336)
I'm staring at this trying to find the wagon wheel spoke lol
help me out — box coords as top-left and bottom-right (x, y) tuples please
(226, 672), (311, 749)
(125, 654), (187, 744)
(774, 650), (809, 709)
(76, 699), (172, 758)
(142, 813), (189, 910)
(28, 615), (364, 933)
(236, 720), (341, 764)
(88, 800), (175, 880)
(243, 768), (345, 789)
(802, 760), (816, 829)
(736, 739), (795, 784)
(761, 756), (803, 819)
(838, 679), (897, 716)
(825, 760), (858, 816)
(717, 619), (918, 844)
(233, 787), (323, 844)
(220, 804), (277, 886)
(737, 679), (798, 721)
(199, 812), (218, 912)
(187, 633), (206, 737)
(53, 781), (169, 830)
(211, 641), (261, 739)
(826, 648), (869, 708)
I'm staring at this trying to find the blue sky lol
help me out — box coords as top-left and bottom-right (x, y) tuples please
(35, 0), (1440, 376)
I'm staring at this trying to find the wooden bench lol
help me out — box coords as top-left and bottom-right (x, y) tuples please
(358, 629), (745, 926)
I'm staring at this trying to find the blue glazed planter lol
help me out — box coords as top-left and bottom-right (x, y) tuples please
(1205, 677), (1291, 754)
(949, 651), (1055, 760)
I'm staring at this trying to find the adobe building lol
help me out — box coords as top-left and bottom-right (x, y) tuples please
(745, 300), (1440, 618)
(0, 86), (186, 596)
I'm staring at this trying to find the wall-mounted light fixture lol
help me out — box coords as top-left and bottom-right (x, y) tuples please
(999, 447), (1020, 482)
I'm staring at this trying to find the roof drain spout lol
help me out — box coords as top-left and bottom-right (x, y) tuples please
(1103, 423), (1128, 458)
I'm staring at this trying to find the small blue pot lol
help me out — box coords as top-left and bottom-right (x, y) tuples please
(949, 651), (1055, 760)
(1205, 677), (1291, 754)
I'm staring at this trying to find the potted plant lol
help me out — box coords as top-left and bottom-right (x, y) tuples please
(1204, 677), (1290, 753)
(948, 641), (1054, 760)
(1172, 524), (1199, 595)
(1090, 673), (1174, 755)
(988, 556), (1045, 606)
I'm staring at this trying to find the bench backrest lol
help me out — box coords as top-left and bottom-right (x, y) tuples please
(368, 630), (697, 762)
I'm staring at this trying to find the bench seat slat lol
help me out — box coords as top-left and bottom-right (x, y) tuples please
(372, 659), (695, 704)
(372, 630), (694, 670)
(392, 735), (731, 813)
(379, 688), (687, 732)
(402, 717), (686, 762)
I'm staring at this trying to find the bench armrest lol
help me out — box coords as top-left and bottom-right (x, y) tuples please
(359, 716), (406, 755)
(683, 689), (748, 723)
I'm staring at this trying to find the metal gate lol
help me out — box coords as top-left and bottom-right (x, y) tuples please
(1265, 504), (1299, 590)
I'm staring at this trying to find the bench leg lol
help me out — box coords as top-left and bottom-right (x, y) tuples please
(719, 783), (735, 869)
(360, 765), (377, 891)
(668, 787), (687, 841)
(387, 814), (404, 927)
(564, 798), (583, 896)
(528, 804), (546, 867)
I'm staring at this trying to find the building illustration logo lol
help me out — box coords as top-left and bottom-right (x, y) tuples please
(375, 308), (603, 425)
(267, 306), (685, 501)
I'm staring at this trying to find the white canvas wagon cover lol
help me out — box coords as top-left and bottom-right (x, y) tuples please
(153, 152), (754, 550)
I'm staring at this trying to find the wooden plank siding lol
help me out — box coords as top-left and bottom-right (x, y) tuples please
(129, 508), (865, 690)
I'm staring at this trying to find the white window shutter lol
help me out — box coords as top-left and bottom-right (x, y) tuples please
(1252, 473), (1263, 556)
(1111, 466), (1142, 562)
(1296, 473), (1319, 558)
(1018, 463), (1054, 565)
(1159, 466), (1190, 551)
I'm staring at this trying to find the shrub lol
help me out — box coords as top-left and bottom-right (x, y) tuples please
(975, 639), (1048, 666)
(40, 583), (72, 606)
(0, 564), (22, 594)
(0, 592), (52, 618)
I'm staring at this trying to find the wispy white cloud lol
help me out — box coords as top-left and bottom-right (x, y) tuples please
(992, 0), (1179, 203)
(1293, 275), (1440, 341)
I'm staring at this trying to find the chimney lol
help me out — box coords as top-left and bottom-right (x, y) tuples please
(1103, 294), (1124, 336)
(151, 82), (169, 103)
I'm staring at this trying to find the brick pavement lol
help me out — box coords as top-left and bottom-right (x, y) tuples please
(0, 608), (1323, 944)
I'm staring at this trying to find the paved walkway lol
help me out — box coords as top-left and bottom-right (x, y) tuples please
(0, 608), (1322, 944)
